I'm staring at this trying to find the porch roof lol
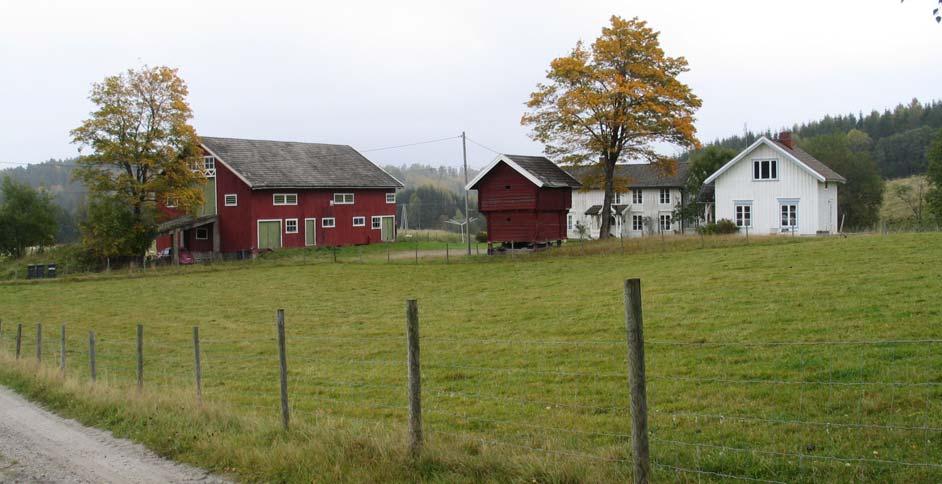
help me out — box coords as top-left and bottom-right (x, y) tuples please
(156, 214), (218, 235)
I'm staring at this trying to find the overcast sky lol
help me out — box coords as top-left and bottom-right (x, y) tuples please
(1, 0), (939, 170)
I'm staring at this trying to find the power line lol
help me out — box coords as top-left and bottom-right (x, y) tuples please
(359, 136), (461, 153)
(464, 136), (502, 155)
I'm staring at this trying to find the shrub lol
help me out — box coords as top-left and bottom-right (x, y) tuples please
(715, 218), (739, 234)
(475, 231), (488, 243)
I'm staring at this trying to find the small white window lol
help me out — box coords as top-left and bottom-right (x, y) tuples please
(386, 192), (396, 204)
(567, 214), (573, 230)
(274, 193), (298, 206)
(371, 216), (382, 229)
(753, 160), (778, 180)
(659, 188), (671, 204)
(195, 227), (209, 240)
(659, 214), (672, 231)
(781, 204), (798, 230)
(203, 156), (215, 171)
(322, 217), (336, 228)
(614, 192), (622, 204)
(632, 190), (643, 204)
(165, 196), (177, 208)
(632, 215), (643, 231)
(285, 219), (298, 234)
(224, 194), (238, 207)
(333, 193), (354, 204)
(352, 216), (366, 227)
(735, 203), (752, 227)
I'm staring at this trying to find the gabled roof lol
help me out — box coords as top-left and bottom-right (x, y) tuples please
(466, 154), (582, 190)
(565, 162), (690, 189)
(703, 136), (846, 185)
(200, 137), (404, 190)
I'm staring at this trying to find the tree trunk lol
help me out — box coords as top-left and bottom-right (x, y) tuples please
(599, 157), (617, 239)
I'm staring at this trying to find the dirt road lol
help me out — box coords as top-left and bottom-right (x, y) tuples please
(0, 385), (227, 483)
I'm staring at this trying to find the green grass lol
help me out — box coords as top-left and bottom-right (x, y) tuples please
(0, 233), (940, 482)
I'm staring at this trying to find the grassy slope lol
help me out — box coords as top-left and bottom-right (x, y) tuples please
(0, 233), (940, 482)
(880, 175), (930, 221)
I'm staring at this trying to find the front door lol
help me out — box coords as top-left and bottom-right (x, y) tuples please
(381, 216), (395, 242)
(304, 219), (316, 246)
(258, 220), (282, 250)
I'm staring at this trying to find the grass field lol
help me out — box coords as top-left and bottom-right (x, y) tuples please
(0, 233), (940, 482)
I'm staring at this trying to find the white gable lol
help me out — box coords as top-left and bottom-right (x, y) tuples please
(465, 154), (546, 190)
(703, 137), (827, 185)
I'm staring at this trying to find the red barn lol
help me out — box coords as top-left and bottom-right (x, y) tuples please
(155, 137), (403, 262)
(466, 154), (580, 251)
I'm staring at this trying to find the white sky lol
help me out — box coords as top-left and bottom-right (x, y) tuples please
(1, 0), (939, 169)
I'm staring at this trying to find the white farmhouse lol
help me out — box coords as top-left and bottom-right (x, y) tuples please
(565, 163), (690, 239)
(703, 133), (846, 235)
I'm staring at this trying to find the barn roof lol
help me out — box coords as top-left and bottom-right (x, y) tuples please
(466, 154), (582, 190)
(565, 162), (690, 189)
(200, 137), (404, 190)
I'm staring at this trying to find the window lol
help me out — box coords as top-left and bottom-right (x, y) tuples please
(632, 215), (643, 231)
(386, 192), (396, 204)
(165, 196), (177, 208)
(195, 228), (208, 240)
(273, 193), (298, 205)
(752, 160), (778, 180)
(224, 194), (238, 207)
(333, 193), (354, 204)
(322, 217), (335, 228)
(614, 192), (623, 204)
(659, 214), (672, 231)
(659, 188), (671, 204)
(632, 189), (643, 204)
(352, 216), (366, 227)
(371, 216), (382, 229)
(567, 214), (573, 230)
(203, 156), (215, 171)
(781, 204), (798, 230)
(735, 203), (752, 227)
(285, 219), (298, 234)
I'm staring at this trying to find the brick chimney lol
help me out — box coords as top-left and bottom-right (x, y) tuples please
(777, 131), (794, 149)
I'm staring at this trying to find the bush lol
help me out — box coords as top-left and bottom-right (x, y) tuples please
(698, 219), (739, 235)
(475, 231), (488, 243)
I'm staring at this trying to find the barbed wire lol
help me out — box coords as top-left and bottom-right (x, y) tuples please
(651, 461), (786, 484)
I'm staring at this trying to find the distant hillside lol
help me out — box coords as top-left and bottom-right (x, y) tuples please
(696, 98), (942, 179)
(881, 175), (932, 224)
(383, 164), (485, 233)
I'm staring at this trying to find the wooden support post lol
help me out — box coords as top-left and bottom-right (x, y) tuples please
(15, 323), (22, 359)
(35, 323), (42, 363)
(624, 279), (650, 484)
(60, 324), (66, 374)
(88, 331), (96, 382)
(212, 221), (221, 260)
(136, 324), (144, 391)
(276, 309), (290, 431)
(405, 299), (423, 457)
(193, 326), (202, 402)
(172, 229), (180, 265)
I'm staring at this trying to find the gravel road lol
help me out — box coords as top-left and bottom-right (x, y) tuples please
(0, 385), (228, 483)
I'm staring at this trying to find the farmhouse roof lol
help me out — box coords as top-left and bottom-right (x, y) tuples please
(565, 162), (690, 189)
(703, 136), (846, 185)
(466, 154), (582, 190)
(771, 140), (846, 183)
(200, 137), (404, 190)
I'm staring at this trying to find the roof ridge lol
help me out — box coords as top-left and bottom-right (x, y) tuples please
(200, 136), (352, 149)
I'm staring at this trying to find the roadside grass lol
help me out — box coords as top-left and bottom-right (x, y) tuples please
(0, 232), (940, 482)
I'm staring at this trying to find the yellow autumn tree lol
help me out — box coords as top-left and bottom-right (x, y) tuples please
(71, 66), (204, 259)
(522, 16), (702, 238)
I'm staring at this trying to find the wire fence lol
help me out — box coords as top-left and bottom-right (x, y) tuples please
(0, 280), (939, 483)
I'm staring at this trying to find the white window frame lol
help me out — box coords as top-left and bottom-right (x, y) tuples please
(333, 193), (354, 205)
(632, 189), (643, 204)
(614, 192), (622, 204)
(752, 159), (779, 181)
(386, 192), (396, 204)
(567, 214), (573, 230)
(779, 200), (799, 231)
(203, 156), (215, 171)
(322, 217), (336, 228)
(352, 216), (366, 227)
(659, 214), (672, 231)
(273, 193), (298, 206)
(371, 216), (382, 230)
(304, 218), (317, 247)
(632, 215), (643, 231)
(195, 227), (209, 240)
(734, 201), (752, 228)
(285, 218), (298, 234)
(224, 194), (238, 207)
(659, 188), (671, 204)
(165, 196), (177, 208)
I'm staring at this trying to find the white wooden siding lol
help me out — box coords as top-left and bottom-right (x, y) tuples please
(568, 187), (684, 239)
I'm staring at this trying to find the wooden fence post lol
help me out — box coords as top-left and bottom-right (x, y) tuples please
(193, 326), (202, 402)
(88, 331), (96, 382)
(405, 299), (423, 457)
(624, 279), (650, 484)
(445, 243), (449, 264)
(276, 309), (290, 431)
(15, 323), (22, 359)
(136, 324), (144, 391)
(60, 324), (66, 374)
(35, 323), (42, 363)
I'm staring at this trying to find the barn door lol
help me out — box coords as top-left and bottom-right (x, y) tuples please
(304, 219), (316, 246)
(258, 220), (282, 250)
(381, 216), (395, 242)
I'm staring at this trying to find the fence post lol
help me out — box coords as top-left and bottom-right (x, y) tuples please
(60, 324), (66, 374)
(136, 324), (144, 391)
(276, 309), (290, 431)
(88, 331), (96, 382)
(36, 323), (42, 363)
(193, 326), (202, 403)
(415, 240), (419, 264)
(332, 246), (337, 263)
(15, 323), (22, 359)
(445, 243), (449, 264)
(406, 299), (423, 457)
(624, 278), (650, 484)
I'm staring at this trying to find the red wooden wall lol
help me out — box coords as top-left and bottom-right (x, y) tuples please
(475, 162), (572, 244)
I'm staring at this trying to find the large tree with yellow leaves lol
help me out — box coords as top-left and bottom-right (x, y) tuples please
(522, 16), (702, 239)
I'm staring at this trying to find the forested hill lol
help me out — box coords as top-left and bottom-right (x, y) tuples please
(698, 98), (942, 179)
(0, 159), (84, 242)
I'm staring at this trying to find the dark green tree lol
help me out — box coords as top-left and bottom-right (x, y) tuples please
(80, 196), (156, 262)
(926, 129), (942, 222)
(800, 133), (885, 229)
(0, 177), (59, 258)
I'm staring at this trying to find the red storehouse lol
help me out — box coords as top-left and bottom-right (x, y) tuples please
(466, 154), (580, 250)
(156, 137), (403, 261)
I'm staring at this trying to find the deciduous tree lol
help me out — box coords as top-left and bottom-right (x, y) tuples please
(0, 177), (58, 258)
(926, 129), (942, 222)
(800, 133), (884, 229)
(522, 16), (701, 238)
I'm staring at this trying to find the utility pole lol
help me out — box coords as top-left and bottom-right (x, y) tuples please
(462, 131), (471, 255)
